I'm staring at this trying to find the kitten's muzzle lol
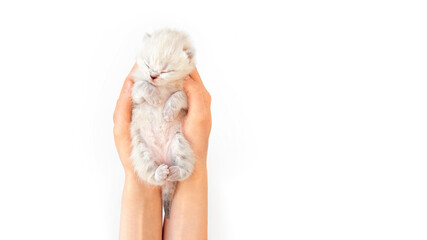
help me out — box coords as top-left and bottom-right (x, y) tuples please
(150, 73), (159, 81)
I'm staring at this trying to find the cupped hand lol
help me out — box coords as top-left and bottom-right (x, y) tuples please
(113, 65), (135, 174)
(182, 68), (212, 164)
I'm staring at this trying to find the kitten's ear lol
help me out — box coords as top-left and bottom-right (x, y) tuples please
(184, 47), (195, 60)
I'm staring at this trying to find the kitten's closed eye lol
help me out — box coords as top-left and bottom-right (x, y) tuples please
(144, 60), (174, 74)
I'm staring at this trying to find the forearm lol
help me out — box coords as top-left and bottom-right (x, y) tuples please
(119, 173), (163, 240)
(163, 152), (208, 240)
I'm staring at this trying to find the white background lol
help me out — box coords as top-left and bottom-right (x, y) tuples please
(1, 0), (426, 239)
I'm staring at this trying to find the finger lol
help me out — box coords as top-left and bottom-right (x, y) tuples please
(189, 67), (210, 93)
(189, 67), (202, 83)
(114, 79), (133, 127)
(183, 76), (201, 99)
(183, 77), (208, 115)
(113, 65), (136, 128)
(119, 64), (137, 95)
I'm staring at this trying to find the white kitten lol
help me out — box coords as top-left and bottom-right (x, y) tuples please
(130, 29), (196, 218)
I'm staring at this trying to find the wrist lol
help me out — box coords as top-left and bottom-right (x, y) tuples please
(124, 168), (138, 180)
(193, 145), (209, 162)
(124, 173), (162, 199)
(190, 155), (208, 181)
(124, 170), (138, 181)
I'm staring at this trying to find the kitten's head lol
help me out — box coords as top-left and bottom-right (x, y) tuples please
(134, 29), (195, 86)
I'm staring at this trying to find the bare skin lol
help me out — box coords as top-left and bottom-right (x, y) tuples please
(163, 69), (211, 240)
(114, 65), (211, 240)
(114, 65), (163, 240)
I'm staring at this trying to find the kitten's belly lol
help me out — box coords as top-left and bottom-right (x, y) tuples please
(132, 103), (182, 164)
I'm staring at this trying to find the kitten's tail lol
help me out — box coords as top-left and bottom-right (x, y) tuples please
(162, 181), (177, 219)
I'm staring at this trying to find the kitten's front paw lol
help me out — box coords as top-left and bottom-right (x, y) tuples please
(154, 164), (169, 184)
(163, 105), (179, 121)
(167, 166), (192, 181)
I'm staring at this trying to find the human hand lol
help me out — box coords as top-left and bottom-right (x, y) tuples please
(163, 68), (210, 239)
(182, 68), (212, 165)
(113, 65), (135, 175)
(114, 68), (163, 240)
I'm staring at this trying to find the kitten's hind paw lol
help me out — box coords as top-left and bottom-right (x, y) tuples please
(154, 164), (169, 184)
(167, 166), (191, 181)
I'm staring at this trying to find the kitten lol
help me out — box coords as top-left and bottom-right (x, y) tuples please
(130, 29), (196, 218)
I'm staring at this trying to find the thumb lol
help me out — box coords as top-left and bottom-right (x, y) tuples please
(113, 72), (134, 137)
(183, 76), (210, 119)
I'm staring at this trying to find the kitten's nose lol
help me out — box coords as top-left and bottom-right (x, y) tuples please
(150, 73), (159, 80)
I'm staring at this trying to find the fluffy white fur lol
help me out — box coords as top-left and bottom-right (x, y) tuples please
(130, 29), (195, 218)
